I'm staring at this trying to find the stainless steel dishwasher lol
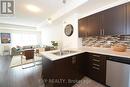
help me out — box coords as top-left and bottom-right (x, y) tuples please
(106, 57), (130, 87)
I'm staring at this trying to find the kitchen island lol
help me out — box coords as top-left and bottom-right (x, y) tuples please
(40, 50), (85, 87)
(40, 47), (130, 87)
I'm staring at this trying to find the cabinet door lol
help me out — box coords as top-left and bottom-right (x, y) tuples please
(87, 13), (100, 36)
(75, 53), (86, 77)
(54, 56), (83, 79)
(78, 17), (88, 37)
(54, 57), (72, 78)
(127, 2), (130, 34)
(102, 4), (126, 35)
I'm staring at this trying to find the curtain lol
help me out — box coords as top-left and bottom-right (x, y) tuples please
(11, 33), (38, 47)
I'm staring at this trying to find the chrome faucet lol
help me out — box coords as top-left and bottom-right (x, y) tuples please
(59, 41), (63, 55)
(59, 48), (62, 55)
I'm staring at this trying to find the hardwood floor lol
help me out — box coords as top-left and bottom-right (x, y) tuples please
(0, 55), (43, 87)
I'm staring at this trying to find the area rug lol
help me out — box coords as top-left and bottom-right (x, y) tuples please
(10, 55), (42, 68)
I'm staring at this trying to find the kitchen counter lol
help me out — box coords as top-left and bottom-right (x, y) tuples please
(40, 47), (130, 61)
(80, 46), (130, 59)
(40, 49), (85, 61)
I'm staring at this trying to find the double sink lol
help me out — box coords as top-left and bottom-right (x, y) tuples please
(52, 50), (78, 56)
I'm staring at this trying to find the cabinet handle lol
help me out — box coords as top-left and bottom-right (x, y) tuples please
(103, 29), (104, 35)
(108, 57), (112, 60)
(72, 56), (76, 64)
(100, 29), (104, 36)
(86, 32), (88, 36)
(93, 63), (100, 67)
(92, 66), (100, 70)
(100, 29), (102, 35)
(92, 54), (100, 57)
(92, 59), (100, 62)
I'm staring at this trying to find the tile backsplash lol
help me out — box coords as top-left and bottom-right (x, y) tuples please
(82, 35), (130, 48)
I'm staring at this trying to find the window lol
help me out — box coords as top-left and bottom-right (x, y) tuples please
(11, 33), (38, 47)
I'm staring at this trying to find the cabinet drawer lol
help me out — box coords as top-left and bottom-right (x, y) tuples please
(90, 59), (106, 71)
(89, 53), (106, 63)
(86, 53), (107, 84)
(92, 58), (101, 62)
(91, 54), (104, 59)
(90, 62), (101, 71)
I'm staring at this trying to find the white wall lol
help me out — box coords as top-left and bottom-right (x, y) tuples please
(39, 0), (129, 49)
(40, 21), (62, 46)
(62, 14), (79, 49)
(40, 14), (81, 49)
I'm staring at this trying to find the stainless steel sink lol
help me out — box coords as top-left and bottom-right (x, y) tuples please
(52, 50), (77, 56)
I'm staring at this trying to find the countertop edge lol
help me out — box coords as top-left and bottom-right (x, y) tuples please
(40, 47), (130, 61)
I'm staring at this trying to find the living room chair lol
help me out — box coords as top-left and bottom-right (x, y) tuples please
(11, 47), (20, 56)
(21, 49), (35, 69)
(35, 48), (45, 56)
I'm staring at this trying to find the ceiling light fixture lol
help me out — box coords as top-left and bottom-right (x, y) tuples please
(62, 0), (66, 4)
(47, 18), (52, 24)
(26, 4), (41, 12)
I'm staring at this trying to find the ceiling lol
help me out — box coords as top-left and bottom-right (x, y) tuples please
(62, 0), (129, 19)
(0, 0), (88, 27)
(0, 0), (128, 28)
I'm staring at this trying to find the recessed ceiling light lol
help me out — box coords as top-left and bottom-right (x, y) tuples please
(62, 0), (66, 4)
(26, 4), (41, 12)
(47, 18), (52, 24)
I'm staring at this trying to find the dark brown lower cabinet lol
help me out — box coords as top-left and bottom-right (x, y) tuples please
(41, 54), (84, 87)
(42, 53), (107, 87)
(83, 53), (107, 84)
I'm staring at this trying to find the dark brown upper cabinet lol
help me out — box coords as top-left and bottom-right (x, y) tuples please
(101, 4), (126, 35)
(78, 3), (127, 37)
(87, 13), (100, 36)
(127, 2), (130, 35)
(78, 17), (88, 37)
(78, 13), (100, 37)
